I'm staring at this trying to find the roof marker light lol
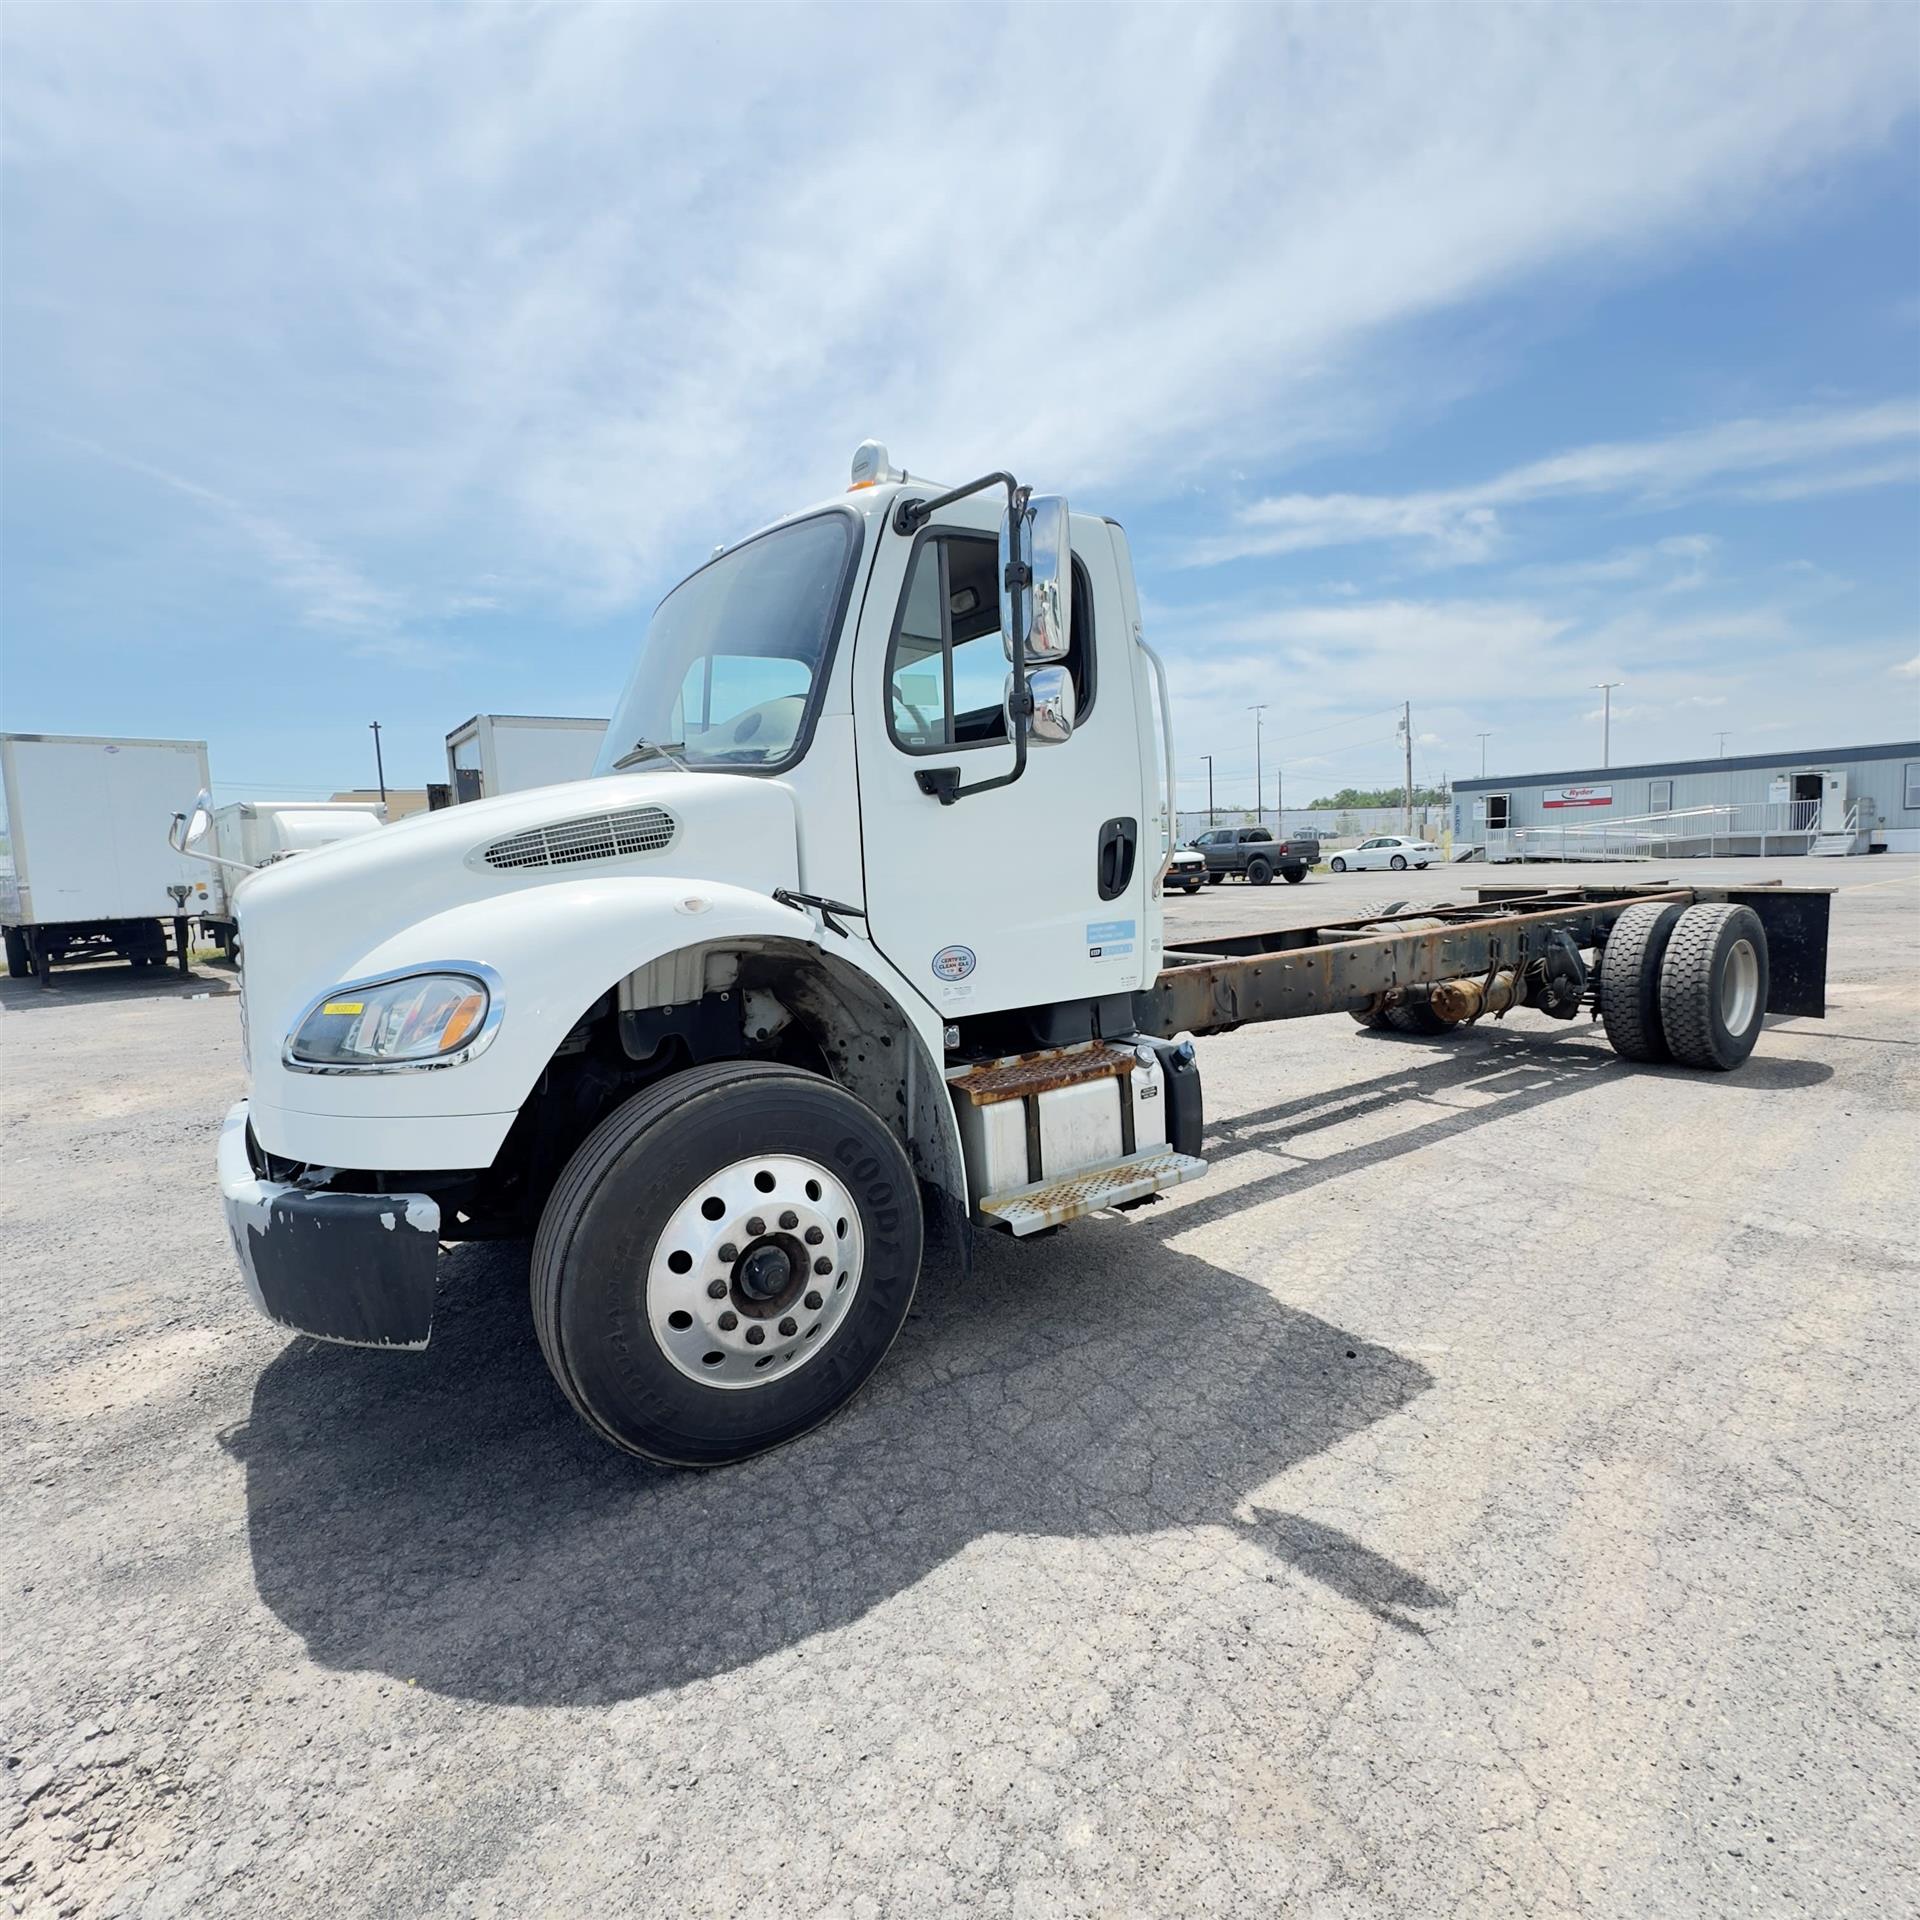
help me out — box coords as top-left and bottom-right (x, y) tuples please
(849, 439), (905, 490)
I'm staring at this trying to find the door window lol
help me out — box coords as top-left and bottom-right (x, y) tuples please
(887, 531), (1096, 752)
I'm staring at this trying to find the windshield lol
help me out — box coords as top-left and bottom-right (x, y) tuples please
(595, 509), (861, 776)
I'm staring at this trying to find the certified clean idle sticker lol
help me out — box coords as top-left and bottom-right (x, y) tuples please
(931, 945), (976, 982)
(1086, 918), (1136, 961)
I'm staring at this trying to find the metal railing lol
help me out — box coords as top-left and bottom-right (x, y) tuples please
(1505, 800), (1857, 862)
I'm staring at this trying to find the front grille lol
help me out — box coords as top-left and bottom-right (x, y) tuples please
(482, 805), (676, 871)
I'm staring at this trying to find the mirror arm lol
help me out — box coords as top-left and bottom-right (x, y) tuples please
(892, 470), (1020, 536)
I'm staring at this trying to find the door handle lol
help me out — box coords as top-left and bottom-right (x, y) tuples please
(1097, 817), (1138, 901)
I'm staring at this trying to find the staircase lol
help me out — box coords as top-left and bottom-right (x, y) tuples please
(1809, 804), (1861, 857)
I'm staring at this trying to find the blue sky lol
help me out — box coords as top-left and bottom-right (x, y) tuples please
(2, 5), (1917, 814)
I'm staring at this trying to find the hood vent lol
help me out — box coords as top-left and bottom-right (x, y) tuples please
(482, 804), (676, 872)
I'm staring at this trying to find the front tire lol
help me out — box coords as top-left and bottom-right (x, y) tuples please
(1330, 856), (1348, 873)
(531, 1061), (923, 1466)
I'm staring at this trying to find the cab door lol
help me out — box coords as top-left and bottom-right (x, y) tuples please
(852, 503), (1150, 1024)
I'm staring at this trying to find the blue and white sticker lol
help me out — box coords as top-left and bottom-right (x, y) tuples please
(1086, 917), (1136, 961)
(931, 945), (977, 982)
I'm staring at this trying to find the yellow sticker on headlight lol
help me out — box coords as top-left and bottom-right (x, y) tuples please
(321, 1000), (364, 1015)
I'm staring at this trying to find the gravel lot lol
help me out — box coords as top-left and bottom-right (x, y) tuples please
(4, 856), (1915, 1919)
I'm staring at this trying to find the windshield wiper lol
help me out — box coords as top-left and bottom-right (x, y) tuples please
(611, 736), (687, 771)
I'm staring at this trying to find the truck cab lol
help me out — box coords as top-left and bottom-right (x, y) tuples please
(215, 447), (1198, 1465)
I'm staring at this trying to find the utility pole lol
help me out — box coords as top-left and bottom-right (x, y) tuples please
(1399, 701), (1414, 833)
(1200, 754), (1216, 825)
(1592, 682), (1620, 768)
(1476, 732), (1490, 779)
(1248, 704), (1268, 826)
(1716, 731), (1730, 757)
(1276, 763), (1284, 836)
(369, 721), (388, 805)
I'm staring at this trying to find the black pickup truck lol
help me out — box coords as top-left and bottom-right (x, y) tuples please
(1185, 825), (1320, 886)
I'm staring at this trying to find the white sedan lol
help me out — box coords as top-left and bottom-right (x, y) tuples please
(1329, 834), (1441, 872)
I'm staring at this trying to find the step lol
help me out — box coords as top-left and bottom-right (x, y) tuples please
(1808, 835), (1855, 857)
(977, 1148), (1209, 1236)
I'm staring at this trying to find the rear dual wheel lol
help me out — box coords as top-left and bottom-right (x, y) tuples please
(532, 1062), (923, 1466)
(1601, 900), (1768, 1071)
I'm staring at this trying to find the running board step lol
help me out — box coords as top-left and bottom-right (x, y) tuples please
(977, 1149), (1209, 1237)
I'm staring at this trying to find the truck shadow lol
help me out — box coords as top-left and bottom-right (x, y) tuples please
(228, 1226), (1441, 1706)
(1172, 1025), (1832, 1232)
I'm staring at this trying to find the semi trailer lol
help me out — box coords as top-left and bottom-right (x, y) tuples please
(205, 445), (1832, 1467)
(2, 732), (219, 983)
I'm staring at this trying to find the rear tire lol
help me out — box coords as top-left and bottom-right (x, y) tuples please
(3, 928), (27, 979)
(1599, 900), (1684, 1062)
(1658, 903), (1769, 1072)
(1390, 854), (1408, 870)
(531, 1061), (923, 1466)
(1247, 857), (1273, 886)
(1382, 1002), (1451, 1035)
(1282, 867), (1305, 885)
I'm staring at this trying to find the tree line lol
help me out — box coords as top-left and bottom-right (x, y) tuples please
(1307, 786), (1448, 810)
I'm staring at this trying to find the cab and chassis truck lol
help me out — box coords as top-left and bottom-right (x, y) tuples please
(206, 445), (1832, 1467)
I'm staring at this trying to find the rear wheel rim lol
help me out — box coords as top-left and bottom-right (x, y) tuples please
(646, 1154), (866, 1390)
(1720, 937), (1760, 1035)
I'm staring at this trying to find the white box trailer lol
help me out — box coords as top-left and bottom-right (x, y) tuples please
(199, 799), (388, 950)
(445, 714), (608, 803)
(0, 733), (219, 982)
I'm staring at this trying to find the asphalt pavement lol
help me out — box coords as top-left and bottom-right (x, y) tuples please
(3, 855), (1915, 1918)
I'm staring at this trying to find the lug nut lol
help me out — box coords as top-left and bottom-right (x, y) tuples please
(745, 1325), (766, 1346)
(804, 1225), (824, 1245)
(718, 1311), (738, 1331)
(779, 1209), (798, 1230)
(707, 1279), (728, 1299)
(778, 1317), (797, 1337)
(746, 1217), (765, 1237)
(718, 1242), (738, 1264)
(813, 1257), (833, 1276)
(803, 1291), (822, 1311)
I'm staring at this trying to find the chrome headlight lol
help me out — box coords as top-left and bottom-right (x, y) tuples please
(284, 965), (502, 1073)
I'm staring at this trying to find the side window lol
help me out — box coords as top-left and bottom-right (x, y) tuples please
(887, 531), (1096, 752)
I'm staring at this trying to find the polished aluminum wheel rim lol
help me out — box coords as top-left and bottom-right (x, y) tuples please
(1720, 937), (1760, 1036)
(647, 1154), (865, 1390)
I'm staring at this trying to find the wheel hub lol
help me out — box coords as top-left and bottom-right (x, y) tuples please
(646, 1154), (866, 1390)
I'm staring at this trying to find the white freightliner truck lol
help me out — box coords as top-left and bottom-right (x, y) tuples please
(202, 445), (1833, 1467)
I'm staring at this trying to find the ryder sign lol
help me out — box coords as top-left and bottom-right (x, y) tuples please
(1543, 784), (1613, 810)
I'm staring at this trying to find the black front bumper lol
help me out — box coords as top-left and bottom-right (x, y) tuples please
(218, 1103), (440, 1348)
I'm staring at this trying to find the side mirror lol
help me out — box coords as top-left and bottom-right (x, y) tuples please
(1000, 494), (1071, 662)
(1009, 664), (1076, 745)
(170, 787), (214, 854)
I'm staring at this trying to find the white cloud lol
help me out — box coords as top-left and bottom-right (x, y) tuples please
(4, 5), (1917, 617)
(1893, 654), (1920, 678)
(1187, 403), (1920, 566)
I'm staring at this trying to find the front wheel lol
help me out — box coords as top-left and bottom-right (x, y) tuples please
(1330, 856), (1348, 873)
(531, 1061), (923, 1466)
(1390, 854), (1408, 870)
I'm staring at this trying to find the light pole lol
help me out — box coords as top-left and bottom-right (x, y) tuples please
(369, 720), (388, 805)
(1592, 683), (1620, 768)
(1716, 731), (1731, 757)
(1248, 704), (1268, 826)
(1476, 732), (1490, 779)
(1200, 753), (1216, 825)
